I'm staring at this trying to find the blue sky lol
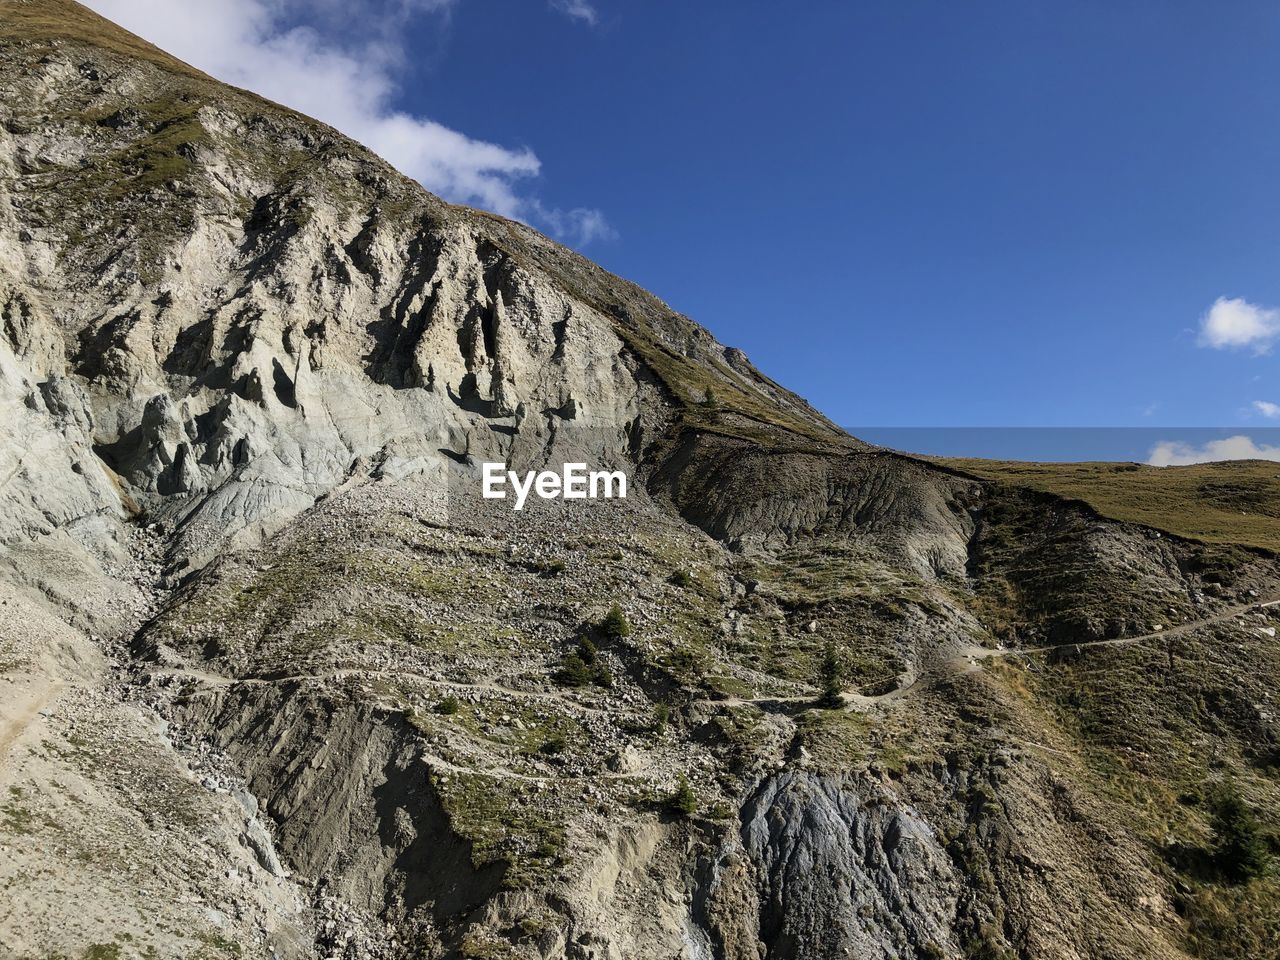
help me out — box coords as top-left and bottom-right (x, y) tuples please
(88, 1), (1280, 460)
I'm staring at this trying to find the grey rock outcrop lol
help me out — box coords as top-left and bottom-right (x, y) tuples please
(742, 772), (961, 960)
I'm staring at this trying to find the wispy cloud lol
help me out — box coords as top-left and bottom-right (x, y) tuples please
(83, 0), (612, 244)
(550, 0), (599, 25)
(1198, 296), (1280, 353)
(529, 201), (617, 246)
(1148, 435), (1280, 466)
(1252, 400), (1280, 419)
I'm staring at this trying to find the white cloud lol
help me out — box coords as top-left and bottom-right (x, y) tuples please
(529, 201), (617, 246)
(82, 0), (612, 242)
(1148, 435), (1280, 466)
(1253, 400), (1280, 419)
(1198, 296), (1280, 353)
(550, 0), (599, 25)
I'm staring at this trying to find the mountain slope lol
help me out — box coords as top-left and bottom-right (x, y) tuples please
(2, 4), (1280, 960)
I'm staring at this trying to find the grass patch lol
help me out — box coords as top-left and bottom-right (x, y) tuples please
(0, 0), (208, 79)
(431, 770), (568, 890)
(1179, 879), (1280, 960)
(932, 457), (1280, 553)
(795, 710), (870, 771)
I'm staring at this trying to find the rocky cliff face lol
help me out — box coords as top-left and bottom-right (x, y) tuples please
(3, 3), (1280, 960)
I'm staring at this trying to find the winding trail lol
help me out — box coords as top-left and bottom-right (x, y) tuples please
(156, 596), (1280, 765)
(137, 595), (1279, 794)
(875, 594), (1280, 708)
(705, 595), (1280, 712)
(166, 666), (625, 718)
(0, 677), (66, 773)
(955, 596), (1280, 665)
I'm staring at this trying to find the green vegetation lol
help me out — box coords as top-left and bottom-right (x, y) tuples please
(458, 932), (519, 960)
(651, 702), (670, 734)
(985, 621), (1280, 958)
(191, 932), (242, 958)
(933, 457), (1280, 553)
(554, 636), (612, 688)
(538, 733), (567, 755)
(0, 0), (208, 79)
(151, 540), (514, 672)
(794, 710), (869, 772)
(554, 652), (592, 687)
(1180, 880), (1280, 960)
(3, 786), (38, 835)
(432, 771), (567, 890)
(668, 775), (698, 817)
(516, 915), (556, 939)
(1211, 785), (1271, 882)
(600, 604), (632, 640)
(961, 489), (1205, 645)
(671, 568), (693, 588)
(818, 642), (844, 707)
(530, 558), (566, 576)
(704, 673), (755, 700)
(962, 927), (1017, 960)
(601, 311), (837, 443)
(435, 695), (461, 715)
(746, 543), (936, 609)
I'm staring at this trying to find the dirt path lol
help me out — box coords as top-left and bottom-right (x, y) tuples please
(157, 597), (1280, 730)
(0, 677), (65, 772)
(157, 669), (656, 785)
(956, 596), (1280, 665)
(419, 749), (651, 785)
(704, 596), (1280, 713)
(162, 666), (627, 718)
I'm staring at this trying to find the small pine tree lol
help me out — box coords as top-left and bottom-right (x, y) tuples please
(1211, 784), (1270, 881)
(702, 388), (718, 410)
(818, 642), (844, 707)
(668, 775), (697, 817)
(671, 569), (692, 588)
(555, 652), (593, 687)
(601, 604), (631, 640)
(578, 634), (598, 664)
(435, 695), (461, 715)
(652, 702), (670, 734)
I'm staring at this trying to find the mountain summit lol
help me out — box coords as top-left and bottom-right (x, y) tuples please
(2, 3), (1279, 959)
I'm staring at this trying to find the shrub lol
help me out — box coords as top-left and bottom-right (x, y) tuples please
(818, 642), (844, 707)
(964, 926), (1016, 960)
(706, 801), (734, 820)
(555, 653), (593, 687)
(435, 695), (461, 715)
(595, 661), (614, 688)
(671, 569), (692, 588)
(601, 604), (631, 640)
(555, 636), (612, 688)
(1211, 784), (1270, 882)
(652, 702), (670, 734)
(668, 775), (697, 817)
